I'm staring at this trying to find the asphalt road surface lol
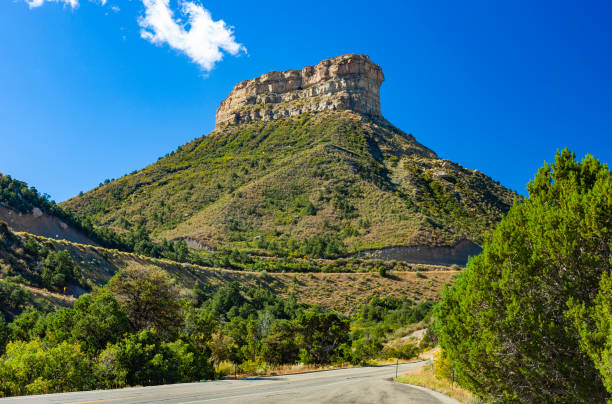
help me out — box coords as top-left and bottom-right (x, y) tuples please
(1, 362), (459, 404)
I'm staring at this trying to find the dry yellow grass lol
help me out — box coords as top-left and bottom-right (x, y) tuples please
(396, 363), (481, 404)
(217, 362), (348, 378)
(217, 358), (421, 379)
(17, 232), (458, 312)
(22, 285), (75, 308)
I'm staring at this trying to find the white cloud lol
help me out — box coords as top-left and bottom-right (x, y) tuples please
(24, 0), (107, 8)
(138, 0), (245, 71)
(25, 0), (79, 8)
(22, 0), (245, 72)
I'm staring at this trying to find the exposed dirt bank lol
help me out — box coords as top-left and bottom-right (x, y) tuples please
(0, 206), (96, 245)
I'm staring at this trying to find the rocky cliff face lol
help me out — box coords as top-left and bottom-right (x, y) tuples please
(215, 54), (384, 127)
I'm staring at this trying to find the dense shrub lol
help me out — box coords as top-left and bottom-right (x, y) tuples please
(101, 330), (213, 387)
(293, 310), (350, 364)
(41, 250), (81, 290)
(0, 317), (8, 355)
(382, 343), (419, 360)
(351, 337), (383, 364)
(45, 290), (131, 355)
(0, 279), (32, 314)
(8, 309), (45, 342)
(0, 339), (93, 397)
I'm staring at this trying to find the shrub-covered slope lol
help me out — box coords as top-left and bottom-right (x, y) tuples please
(62, 111), (517, 256)
(0, 223), (456, 317)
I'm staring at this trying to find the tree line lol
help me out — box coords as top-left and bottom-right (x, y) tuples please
(0, 266), (433, 397)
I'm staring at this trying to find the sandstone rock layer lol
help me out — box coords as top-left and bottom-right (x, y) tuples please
(215, 54), (384, 127)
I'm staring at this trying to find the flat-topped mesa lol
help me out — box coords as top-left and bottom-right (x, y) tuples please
(215, 54), (384, 128)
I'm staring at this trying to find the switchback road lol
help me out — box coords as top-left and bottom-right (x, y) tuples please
(0, 362), (459, 404)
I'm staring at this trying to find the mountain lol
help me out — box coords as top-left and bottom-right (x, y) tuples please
(61, 54), (517, 266)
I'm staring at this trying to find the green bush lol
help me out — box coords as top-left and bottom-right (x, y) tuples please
(46, 290), (131, 355)
(0, 339), (93, 397)
(293, 310), (350, 364)
(0, 279), (32, 313)
(351, 337), (383, 364)
(93, 344), (127, 389)
(384, 343), (419, 360)
(107, 267), (182, 339)
(8, 309), (45, 342)
(260, 320), (299, 365)
(41, 250), (80, 290)
(239, 359), (268, 375)
(0, 317), (8, 355)
(103, 330), (213, 387)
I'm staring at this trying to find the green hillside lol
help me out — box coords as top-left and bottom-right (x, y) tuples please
(62, 111), (517, 258)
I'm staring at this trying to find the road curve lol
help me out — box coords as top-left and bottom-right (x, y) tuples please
(0, 362), (459, 404)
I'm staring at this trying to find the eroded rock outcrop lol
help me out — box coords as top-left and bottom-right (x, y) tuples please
(215, 54), (384, 127)
(358, 239), (483, 267)
(0, 206), (96, 246)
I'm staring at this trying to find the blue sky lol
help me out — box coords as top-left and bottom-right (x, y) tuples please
(1, 0), (610, 202)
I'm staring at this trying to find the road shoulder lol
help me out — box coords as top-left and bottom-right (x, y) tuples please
(395, 382), (462, 404)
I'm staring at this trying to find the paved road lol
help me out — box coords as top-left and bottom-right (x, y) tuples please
(1, 362), (459, 404)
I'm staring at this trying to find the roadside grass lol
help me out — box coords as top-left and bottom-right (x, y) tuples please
(216, 358), (423, 379)
(396, 362), (481, 404)
(217, 362), (346, 378)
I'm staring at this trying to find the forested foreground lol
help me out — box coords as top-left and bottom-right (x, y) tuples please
(435, 150), (612, 403)
(0, 266), (435, 397)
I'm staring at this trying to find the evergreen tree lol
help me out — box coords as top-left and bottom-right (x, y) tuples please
(435, 150), (611, 403)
